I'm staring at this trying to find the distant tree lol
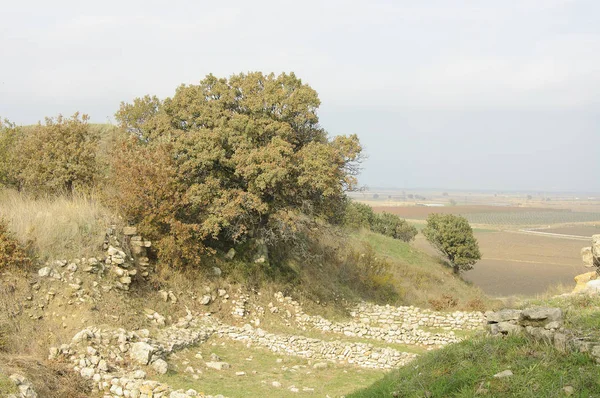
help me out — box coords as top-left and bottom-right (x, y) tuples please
(407, 194), (414, 199)
(372, 212), (418, 242)
(442, 192), (449, 196)
(422, 214), (481, 274)
(448, 199), (457, 206)
(15, 113), (99, 195)
(527, 195), (532, 200)
(372, 194), (379, 199)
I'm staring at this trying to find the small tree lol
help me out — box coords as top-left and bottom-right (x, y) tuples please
(17, 113), (99, 195)
(422, 214), (481, 274)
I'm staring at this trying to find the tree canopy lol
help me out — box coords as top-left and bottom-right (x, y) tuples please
(112, 72), (362, 269)
(0, 113), (99, 195)
(422, 213), (481, 273)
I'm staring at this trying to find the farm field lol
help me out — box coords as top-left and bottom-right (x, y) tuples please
(372, 205), (600, 227)
(411, 230), (589, 297)
(528, 225), (600, 237)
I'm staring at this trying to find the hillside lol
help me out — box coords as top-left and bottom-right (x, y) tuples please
(0, 191), (492, 397)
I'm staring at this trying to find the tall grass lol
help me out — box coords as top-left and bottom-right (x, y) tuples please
(0, 189), (116, 261)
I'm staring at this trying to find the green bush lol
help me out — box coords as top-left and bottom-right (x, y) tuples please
(342, 201), (375, 230)
(371, 212), (418, 242)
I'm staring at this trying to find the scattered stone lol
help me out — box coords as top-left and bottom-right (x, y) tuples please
(130, 342), (154, 365)
(563, 386), (574, 396)
(272, 381), (282, 388)
(152, 358), (169, 374)
(206, 361), (230, 371)
(493, 369), (513, 378)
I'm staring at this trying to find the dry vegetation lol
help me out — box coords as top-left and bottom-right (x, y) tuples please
(0, 189), (115, 261)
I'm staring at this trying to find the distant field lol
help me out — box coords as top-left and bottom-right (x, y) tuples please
(412, 231), (588, 296)
(531, 225), (600, 237)
(373, 205), (600, 226)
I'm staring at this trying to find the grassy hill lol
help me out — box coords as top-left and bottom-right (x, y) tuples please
(349, 294), (600, 397)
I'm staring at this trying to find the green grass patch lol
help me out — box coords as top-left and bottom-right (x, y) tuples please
(349, 230), (491, 310)
(0, 374), (17, 395)
(349, 335), (600, 398)
(156, 337), (385, 398)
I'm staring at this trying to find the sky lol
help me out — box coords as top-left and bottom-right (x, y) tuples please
(1, 0), (599, 192)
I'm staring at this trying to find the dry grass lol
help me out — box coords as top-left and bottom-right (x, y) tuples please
(0, 189), (116, 261)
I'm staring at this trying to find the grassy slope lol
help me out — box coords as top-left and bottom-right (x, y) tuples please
(349, 335), (600, 398)
(350, 295), (600, 397)
(353, 230), (492, 309)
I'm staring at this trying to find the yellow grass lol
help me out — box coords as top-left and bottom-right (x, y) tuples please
(0, 189), (116, 261)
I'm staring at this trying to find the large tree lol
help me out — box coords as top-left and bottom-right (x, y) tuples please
(112, 72), (362, 269)
(422, 214), (481, 274)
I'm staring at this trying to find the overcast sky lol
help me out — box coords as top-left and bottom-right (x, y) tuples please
(1, 0), (599, 192)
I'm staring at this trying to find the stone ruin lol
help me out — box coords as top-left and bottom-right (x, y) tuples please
(574, 234), (600, 293)
(485, 306), (600, 364)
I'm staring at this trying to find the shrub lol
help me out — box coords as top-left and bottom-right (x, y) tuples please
(343, 201), (375, 230)
(428, 294), (458, 311)
(371, 212), (418, 242)
(0, 219), (30, 270)
(0, 119), (21, 189)
(14, 113), (100, 195)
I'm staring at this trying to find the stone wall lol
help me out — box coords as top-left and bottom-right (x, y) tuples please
(485, 307), (600, 364)
(270, 292), (485, 347)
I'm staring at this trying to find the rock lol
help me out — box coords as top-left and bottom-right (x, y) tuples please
(573, 271), (597, 293)
(519, 307), (562, 326)
(553, 333), (568, 352)
(225, 248), (236, 260)
(206, 361), (230, 370)
(272, 381), (282, 388)
(313, 362), (328, 369)
(123, 226), (138, 236)
(236, 371), (246, 376)
(486, 309), (522, 323)
(80, 367), (95, 379)
(159, 290), (169, 301)
(212, 267), (222, 276)
(152, 358), (168, 374)
(218, 289), (227, 297)
(585, 280), (600, 293)
(38, 267), (52, 277)
(593, 235), (600, 259)
(200, 295), (212, 305)
(170, 392), (188, 398)
(493, 369), (513, 378)
(563, 386), (575, 396)
(496, 322), (522, 335)
(582, 247), (594, 267)
(130, 342), (154, 365)
(132, 370), (146, 379)
(168, 291), (177, 303)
